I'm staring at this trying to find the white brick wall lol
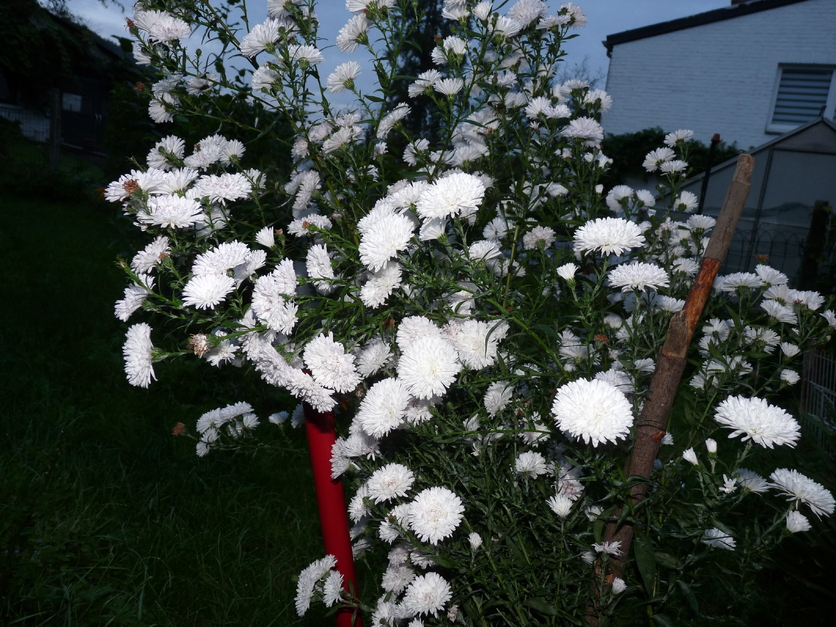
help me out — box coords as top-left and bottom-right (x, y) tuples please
(601, 0), (836, 149)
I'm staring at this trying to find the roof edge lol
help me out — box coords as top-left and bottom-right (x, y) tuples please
(604, 0), (812, 55)
(685, 117), (836, 184)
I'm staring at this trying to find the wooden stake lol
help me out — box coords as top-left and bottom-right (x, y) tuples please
(585, 154), (755, 625)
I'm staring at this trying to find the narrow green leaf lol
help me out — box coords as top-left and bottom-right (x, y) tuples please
(651, 613), (676, 627)
(676, 579), (699, 614)
(654, 551), (682, 570)
(524, 597), (558, 616)
(633, 537), (657, 595)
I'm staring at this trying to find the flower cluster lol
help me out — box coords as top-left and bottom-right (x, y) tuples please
(112, 1), (835, 624)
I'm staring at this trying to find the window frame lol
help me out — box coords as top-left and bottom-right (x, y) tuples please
(766, 64), (836, 135)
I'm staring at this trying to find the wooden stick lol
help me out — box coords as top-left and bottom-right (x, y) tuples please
(585, 154), (755, 625)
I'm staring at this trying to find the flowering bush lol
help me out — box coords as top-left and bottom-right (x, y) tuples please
(110, 1), (836, 625)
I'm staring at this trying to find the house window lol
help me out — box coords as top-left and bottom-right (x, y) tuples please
(768, 65), (836, 133)
(62, 93), (82, 112)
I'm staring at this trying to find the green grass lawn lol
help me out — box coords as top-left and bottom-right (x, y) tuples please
(0, 194), (329, 626)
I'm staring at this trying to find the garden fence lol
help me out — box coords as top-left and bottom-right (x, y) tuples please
(800, 347), (836, 451)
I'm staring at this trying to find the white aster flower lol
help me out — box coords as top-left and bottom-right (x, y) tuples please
(367, 463), (415, 503)
(191, 241), (252, 277)
(359, 212), (415, 271)
(754, 265), (788, 286)
(515, 451), (549, 479)
(192, 173), (252, 204)
(355, 377), (411, 438)
(407, 487), (465, 545)
(484, 380), (513, 417)
(303, 333), (360, 394)
(123, 323), (156, 388)
(251, 262), (299, 334)
(401, 572), (452, 618)
(682, 447), (698, 465)
(769, 468), (835, 517)
(786, 510), (812, 533)
(574, 217), (645, 256)
(139, 195), (202, 229)
(240, 19), (281, 58)
(780, 369), (800, 385)
(288, 214), (333, 237)
(612, 577), (627, 594)
(398, 336), (460, 399)
(714, 396), (800, 448)
(252, 64), (280, 92)
(468, 239), (502, 262)
(561, 117), (604, 143)
(434, 77), (464, 97)
(592, 541), (621, 557)
(468, 532), (483, 550)
(664, 129), (694, 146)
(382, 563), (415, 593)
(547, 493), (574, 518)
(114, 274), (154, 322)
(397, 316), (442, 346)
(322, 570), (344, 607)
(446, 319), (507, 370)
(147, 12), (191, 43)
(131, 236), (171, 274)
(327, 60), (361, 93)
(377, 103), (411, 138)
(659, 159), (688, 174)
(182, 273), (235, 310)
(551, 379), (633, 446)
(416, 173), (486, 220)
(608, 261), (670, 292)
(294, 554), (337, 616)
(761, 299), (798, 325)
(720, 474), (738, 494)
(360, 261), (403, 308)
(642, 147), (675, 172)
(780, 342), (801, 358)
(522, 226), (556, 250)
(357, 335), (392, 377)
(735, 468), (769, 493)
(674, 190), (699, 213)
(701, 527), (735, 550)
(673, 257), (700, 276)
(287, 44), (324, 65)
(255, 226), (275, 248)
(336, 13), (369, 52)
(556, 263), (578, 281)
(146, 135), (185, 170)
(306, 244), (336, 294)
(717, 272), (764, 292)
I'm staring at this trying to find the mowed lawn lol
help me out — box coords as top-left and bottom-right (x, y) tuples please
(0, 194), (329, 626)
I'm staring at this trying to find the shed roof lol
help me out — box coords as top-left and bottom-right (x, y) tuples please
(603, 0), (812, 56)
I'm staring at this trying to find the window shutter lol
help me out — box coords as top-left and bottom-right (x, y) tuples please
(771, 68), (833, 125)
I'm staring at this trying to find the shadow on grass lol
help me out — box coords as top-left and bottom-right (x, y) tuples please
(0, 195), (331, 626)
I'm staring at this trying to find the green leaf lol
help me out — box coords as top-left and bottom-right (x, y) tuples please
(654, 551), (682, 570)
(505, 534), (531, 567)
(633, 537), (657, 595)
(524, 597), (558, 616)
(532, 324), (560, 340)
(676, 579), (699, 614)
(651, 613), (676, 627)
